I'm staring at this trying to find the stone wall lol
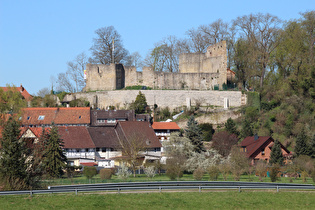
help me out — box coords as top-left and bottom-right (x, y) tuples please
(84, 41), (228, 91)
(64, 90), (246, 110)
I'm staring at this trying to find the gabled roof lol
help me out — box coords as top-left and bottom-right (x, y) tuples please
(87, 126), (120, 148)
(58, 126), (95, 149)
(0, 85), (33, 101)
(116, 121), (161, 148)
(240, 136), (290, 158)
(21, 107), (90, 126)
(152, 122), (180, 130)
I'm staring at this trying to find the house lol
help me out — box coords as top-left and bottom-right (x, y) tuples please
(6, 108), (161, 168)
(226, 68), (236, 83)
(90, 109), (150, 127)
(152, 122), (181, 141)
(59, 126), (96, 166)
(20, 107), (90, 127)
(0, 85), (33, 102)
(240, 135), (291, 165)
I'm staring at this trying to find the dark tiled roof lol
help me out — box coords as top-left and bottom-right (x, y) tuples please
(240, 136), (290, 158)
(117, 121), (161, 148)
(152, 122), (180, 130)
(87, 126), (120, 148)
(90, 110), (135, 126)
(58, 126), (95, 149)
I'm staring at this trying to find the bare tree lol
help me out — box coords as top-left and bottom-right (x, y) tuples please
(125, 52), (143, 69)
(145, 36), (188, 72)
(186, 28), (208, 53)
(199, 19), (229, 44)
(229, 146), (249, 181)
(118, 133), (146, 177)
(233, 13), (282, 88)
(36, 88), (50, 98)
(56, 72), (75, 93)
(89, 26), (129, 65)
(66, 52), (87, 92)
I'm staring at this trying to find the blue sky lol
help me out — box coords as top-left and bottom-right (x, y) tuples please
(0, 0), (314, 95)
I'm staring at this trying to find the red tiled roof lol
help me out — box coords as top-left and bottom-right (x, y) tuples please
(1, 85), (33, 101)
(117, 121), (161, 148)
(21, 107), (90, 126)
(58, 126), (95, 149)
(80, 162), (97, 166)
(152, 122), (180, 130)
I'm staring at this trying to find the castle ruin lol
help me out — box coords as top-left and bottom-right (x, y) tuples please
(84, 41), (227, 91)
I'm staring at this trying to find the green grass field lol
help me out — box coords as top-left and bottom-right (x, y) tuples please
(0, 191), (314, 209)
(45, 173), (315, 187)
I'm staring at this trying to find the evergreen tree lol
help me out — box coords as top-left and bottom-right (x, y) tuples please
(199, 123), (215, 142)
(269, 140), (284, 165)
(184, 115), (205, 153)
(225, 118), (239, 136)
(240, 119), (253, 139)
(27, 126), (48, 185)
(0, 117), (28, 190)
(131, 91), (148, 114)
(295, 127), (311, 157)
(43, 123), (67, 178)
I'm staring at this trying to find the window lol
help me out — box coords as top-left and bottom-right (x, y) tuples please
(38, 115), (45, 120)
(79, 116), (81, 119)
(261, 148), (265, 155)
(102, 148), (106, 152)
(107, 119), (116, 123)
(27, 116), (30, 120)
(97, 119), (105, 123)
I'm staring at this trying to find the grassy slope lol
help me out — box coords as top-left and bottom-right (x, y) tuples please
(0, 191), (314, 209)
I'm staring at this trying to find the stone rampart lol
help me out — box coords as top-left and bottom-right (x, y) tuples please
(64, 90), (246, 110)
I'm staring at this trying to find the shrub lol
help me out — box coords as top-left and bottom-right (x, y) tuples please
(207, 165), (219, 181)
(83, 166), (97, 180)
(193, 167), (204, 181)
(144, 166), (156, 179)
(165, 156), (185, 181)
(116, 164), (131, 180)
(270, 164), (280, 182)
(66, 165), (82, 178)
(99, 168), (112, 180)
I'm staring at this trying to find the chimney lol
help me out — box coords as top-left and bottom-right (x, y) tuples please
(254, 134), (259, 141)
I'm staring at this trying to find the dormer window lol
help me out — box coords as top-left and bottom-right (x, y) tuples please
(107, 119), (116, 123)
(97, 119), (105, 123)
(79, 116), (81, 119)
(27, 116), (30, 120)
(38, 115), (45, 120)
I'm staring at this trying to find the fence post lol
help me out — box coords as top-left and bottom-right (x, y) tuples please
(75, 189), (78, 195)
(276, 185), (279, 193)
(30, 190), (33, 197)
(118, 187), (120, 194)
(199, 186), (201, 193)
(238, 186), (241, 192)
(159, 186), (161, 193)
